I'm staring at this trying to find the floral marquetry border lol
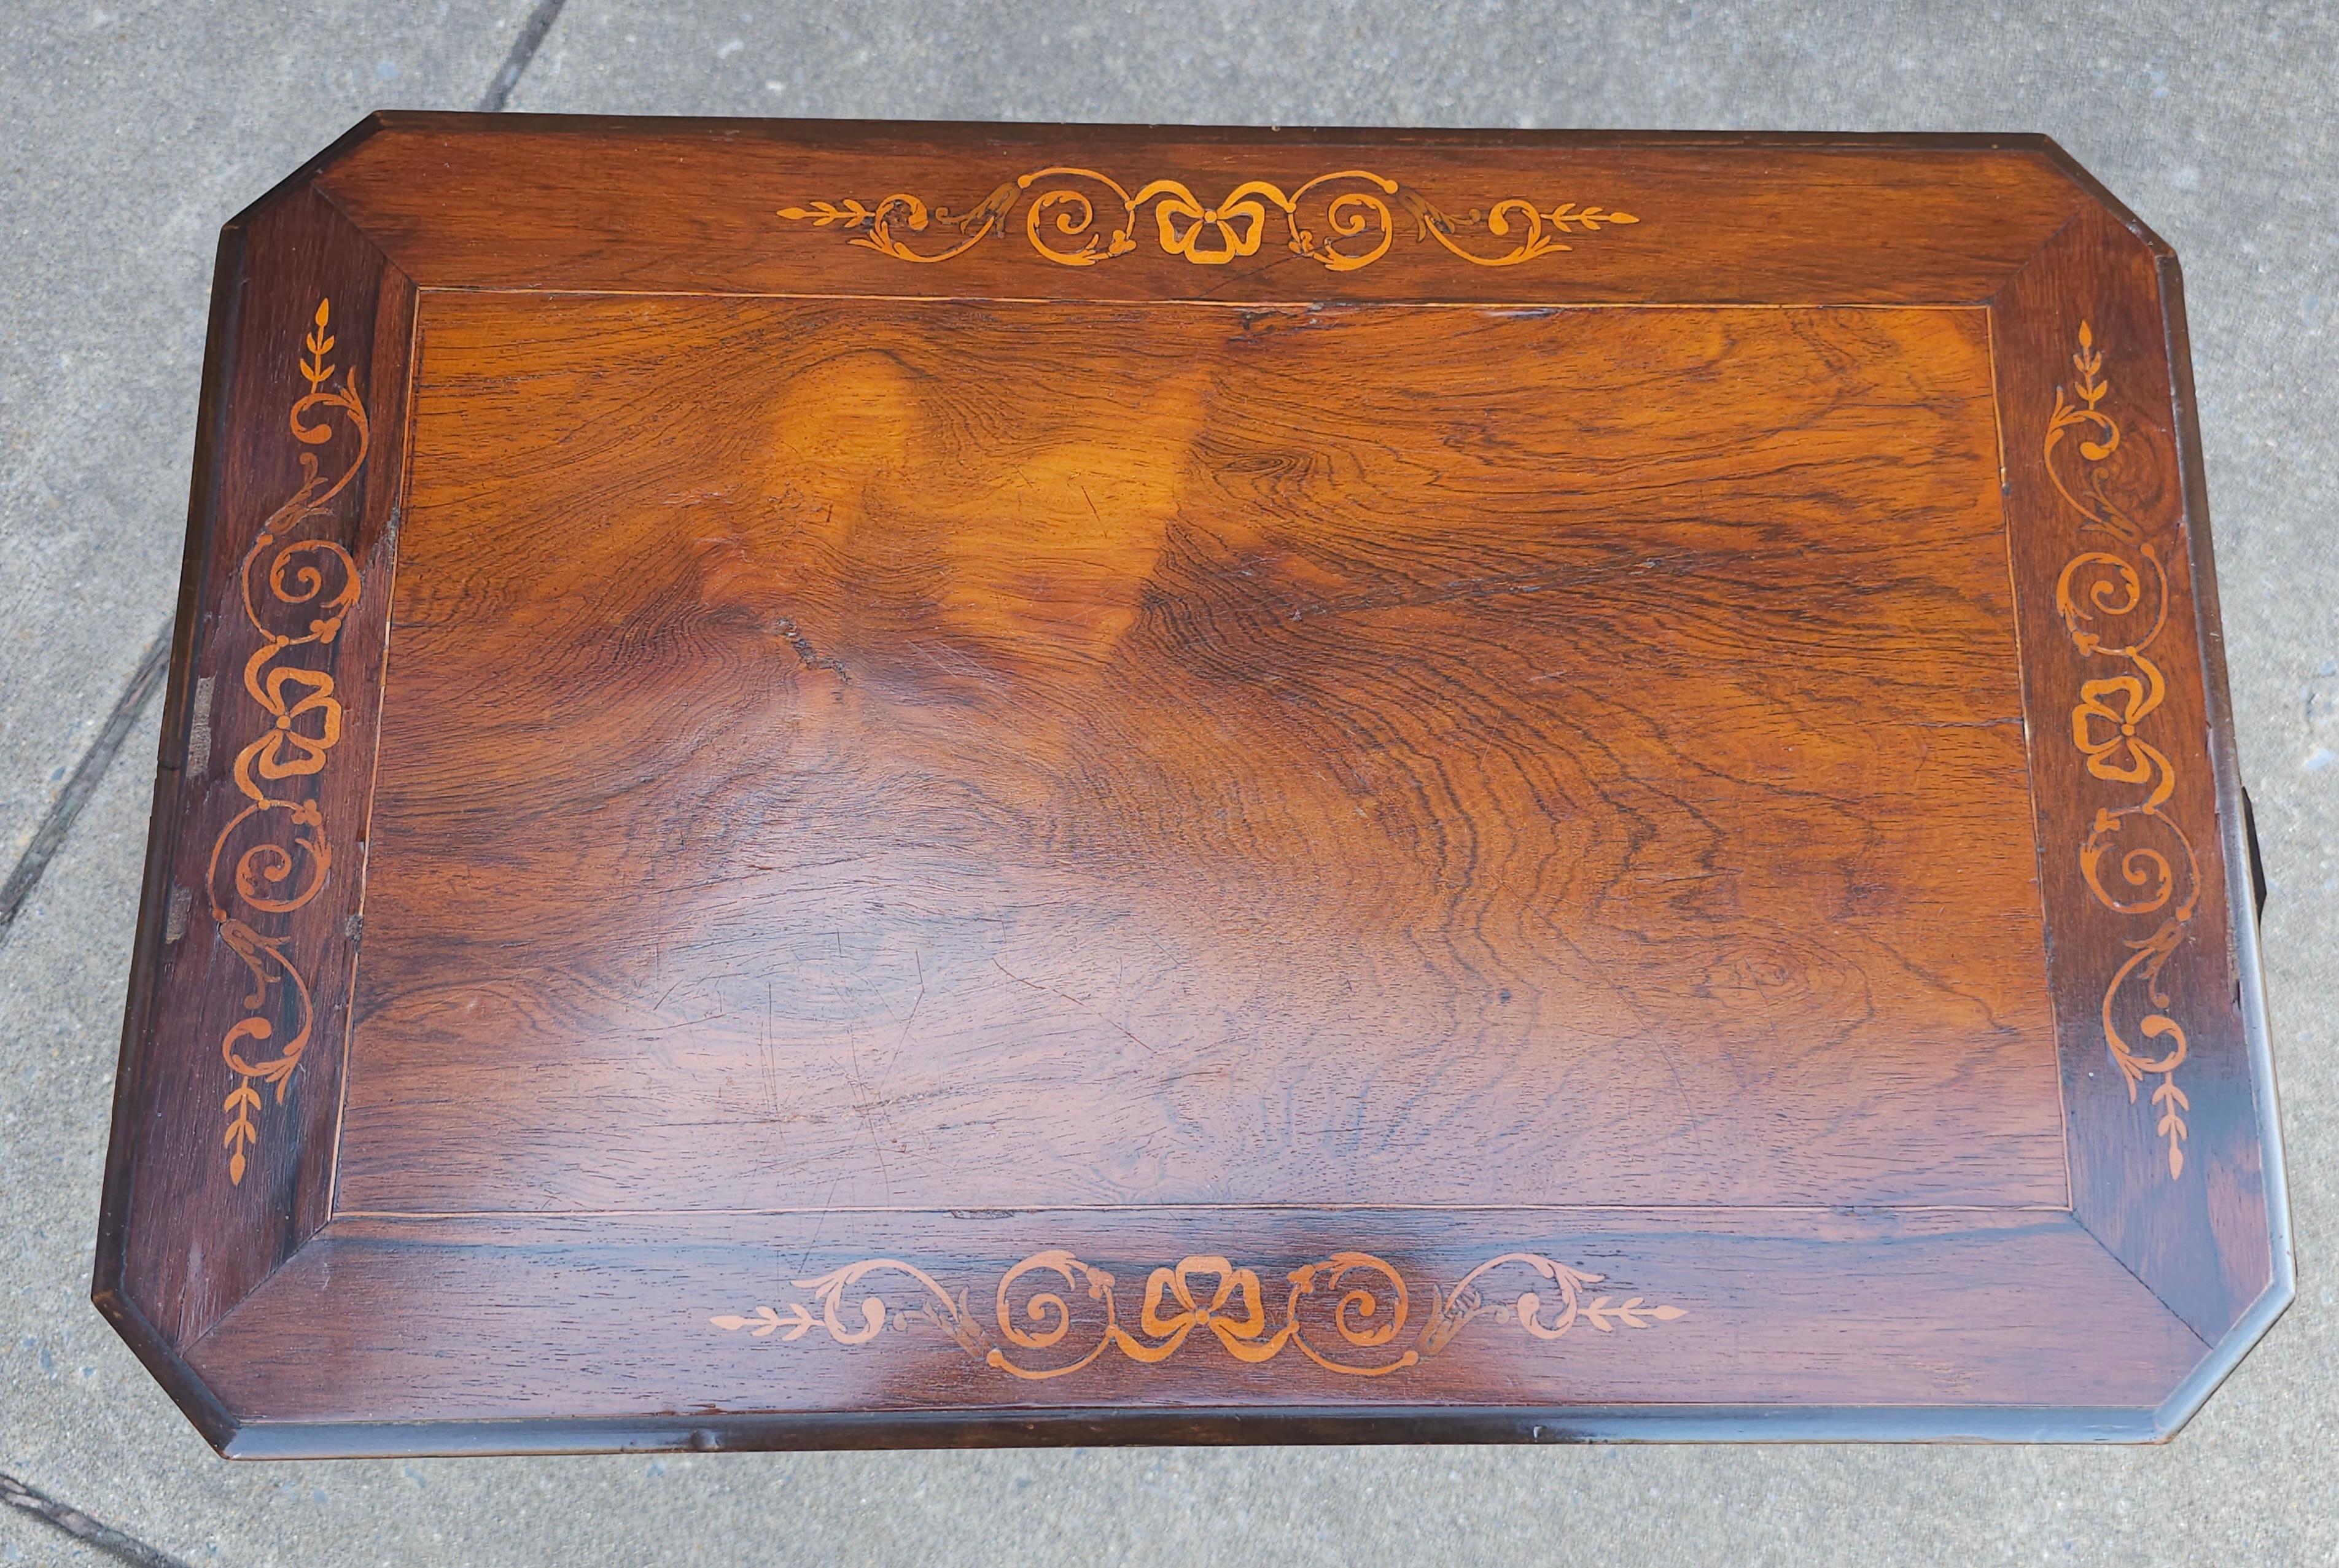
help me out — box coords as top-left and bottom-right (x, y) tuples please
(2045, 321), (2202, 1179)
(210, 299), (368, 1184)
(712, 1249), (1683, 1380)
(779, 169), (1638, 273)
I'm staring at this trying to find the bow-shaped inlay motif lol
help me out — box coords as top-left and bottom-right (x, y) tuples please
(2045, 320), (2203, 1179)
(713, 1247), (1683, 1380)
(779, 168), (1638, 273)
(208, 298), (367, 1184)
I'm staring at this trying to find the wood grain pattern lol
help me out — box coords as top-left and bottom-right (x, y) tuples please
(335, 295), (2059, 1215)
(95, 118), (2289, 1456)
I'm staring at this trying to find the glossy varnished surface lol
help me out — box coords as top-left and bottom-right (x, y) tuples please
(341, 296), (2057, 1214)
(94, 118), (2288, 1454)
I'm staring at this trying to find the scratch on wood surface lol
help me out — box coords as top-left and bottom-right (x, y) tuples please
(992, 957), (1161, 1055)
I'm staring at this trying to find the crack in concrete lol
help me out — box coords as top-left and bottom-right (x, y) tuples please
(1, 1469), (190, 1568)
(477, 0), (568, 112)
(0, 620), (171, 953)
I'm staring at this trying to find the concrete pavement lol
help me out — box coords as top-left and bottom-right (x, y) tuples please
(2, 3), (2333, 1562)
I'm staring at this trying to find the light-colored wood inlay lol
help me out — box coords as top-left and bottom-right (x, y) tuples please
(212, 299), (367, 1184)
(2046, 321), (2199, 1179)
(713, 1248), (1683, 1378)
(780, 169), (1637, 271)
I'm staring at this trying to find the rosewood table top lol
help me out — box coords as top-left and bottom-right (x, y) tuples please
(95, 115), (2290, 1456)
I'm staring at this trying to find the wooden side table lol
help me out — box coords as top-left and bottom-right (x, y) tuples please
(96, 116), (2289, 1456)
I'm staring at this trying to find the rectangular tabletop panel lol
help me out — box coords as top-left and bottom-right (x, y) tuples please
(95, 118), (2289, 1456)
(340, 295), (2061, 1215)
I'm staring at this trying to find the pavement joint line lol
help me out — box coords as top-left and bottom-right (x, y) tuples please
(2, 1), (569, 940)
(1, 1469), (191, 1568)
(477, 0), (567, 111)
(0, 619), (173, 952)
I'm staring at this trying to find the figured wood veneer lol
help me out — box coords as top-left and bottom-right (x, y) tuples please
(95, 117), (2289, 1455)
(339, 295), (2057, 1215)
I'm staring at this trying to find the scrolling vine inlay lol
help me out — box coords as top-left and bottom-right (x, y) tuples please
(211, 298), (367, 1184)
(713, 1250), (1683, 1379)
(2045, 320), (2200, 1179)
(778, 169), (1638, 271)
